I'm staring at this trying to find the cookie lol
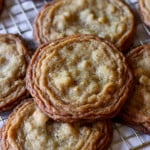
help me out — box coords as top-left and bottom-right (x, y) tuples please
(34, 0), (135, 52)
(117, 44), (150, 134)
(0, 0), (4, 14)
(139, 0), (150, 27)
(0, 34), (30, 112)
(26, 34), (133, 122)
(1, 99), (113, 150)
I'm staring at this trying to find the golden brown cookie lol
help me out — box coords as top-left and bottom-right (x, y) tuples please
(26, 34), (133, 122)
(34, 0), (135, 52)
(0, 0), (4, 14)
(117, 44), (150, 134)
(1, 99), (113, 150)
(0, 34), (30, 112)
(139, 0), (150, 27)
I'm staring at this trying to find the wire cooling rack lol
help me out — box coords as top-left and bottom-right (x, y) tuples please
(0, 0), (150, 150)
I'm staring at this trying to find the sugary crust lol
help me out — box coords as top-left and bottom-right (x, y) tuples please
(117, 44), (150, 134)
(26, 34), (133, 122)
(0, 34), (30, 112)
(138, 0), (150, 27)
(34, 0), (135, 52)
(0, 0), (4, 14)
(1, 99), (113, 150)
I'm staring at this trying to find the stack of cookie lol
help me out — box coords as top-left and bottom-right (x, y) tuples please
(0, 0), (150, 149)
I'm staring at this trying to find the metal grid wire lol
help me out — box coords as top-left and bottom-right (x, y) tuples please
(0, 0), (150, 149)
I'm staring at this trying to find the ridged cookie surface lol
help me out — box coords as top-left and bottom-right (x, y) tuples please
(1, 99), (112, 150)
(26, 35), (133, 122)
(0, 34), (30, 111)
(139, 0), (150, 27)
(34, 0), (135, 52)
(117, 44), (150, 134)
